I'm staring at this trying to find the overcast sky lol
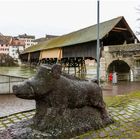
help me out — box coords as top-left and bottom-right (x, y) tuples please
(0, 0), (140, 38)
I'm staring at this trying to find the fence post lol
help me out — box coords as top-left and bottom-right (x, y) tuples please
(9, 76), (10, 94)
(0, 74), (28, 94)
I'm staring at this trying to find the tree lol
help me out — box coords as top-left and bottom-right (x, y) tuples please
(135, 5), (140, 35)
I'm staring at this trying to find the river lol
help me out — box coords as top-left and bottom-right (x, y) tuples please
(0, 66), (36, 78)
(0, 66), (97, 79)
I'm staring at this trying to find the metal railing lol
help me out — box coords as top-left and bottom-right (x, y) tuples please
(0, 74), (27, 94)
(117, 73), (130, 81)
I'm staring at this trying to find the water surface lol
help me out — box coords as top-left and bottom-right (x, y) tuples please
(0, 66), (36, 78)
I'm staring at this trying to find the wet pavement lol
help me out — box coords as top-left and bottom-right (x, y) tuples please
(0, 95), (35, 117)
(102, 81), (140, 96)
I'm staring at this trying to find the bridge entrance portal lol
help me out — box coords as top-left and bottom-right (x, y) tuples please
(107, 60), (130, 81)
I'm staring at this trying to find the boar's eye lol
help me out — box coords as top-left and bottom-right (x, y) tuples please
(26, 81), (32, 87)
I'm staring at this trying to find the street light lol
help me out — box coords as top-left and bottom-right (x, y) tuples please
(96, 0), (100, 85)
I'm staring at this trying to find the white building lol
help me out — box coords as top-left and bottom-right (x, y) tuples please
(9, 46), (24, 60)
(18, 33), (36, 49)
(9, 37), (25, 60)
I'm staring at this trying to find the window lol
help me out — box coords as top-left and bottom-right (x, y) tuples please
(136, 60), (140, 67)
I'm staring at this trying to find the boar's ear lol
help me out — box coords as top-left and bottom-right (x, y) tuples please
(51, 64), (62, 79)
(38, 65), (51, 78)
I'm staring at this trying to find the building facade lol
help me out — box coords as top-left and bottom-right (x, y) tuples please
(0, 35), (12, 54)
(18, 33), (36, 49)
(0, 35), (26, 60)
(9, 37), (25, 60)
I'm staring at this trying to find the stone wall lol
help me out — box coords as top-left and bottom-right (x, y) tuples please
(102, 44), (140, 81)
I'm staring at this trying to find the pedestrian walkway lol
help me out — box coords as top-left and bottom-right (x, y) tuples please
(0, 91), (140, 138)
(103, 81), (140, 96)
(0, 95), (35, 117)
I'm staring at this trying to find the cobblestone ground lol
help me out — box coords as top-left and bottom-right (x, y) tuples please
(77, 91), (140, 139)
(0, 92), (140, 139)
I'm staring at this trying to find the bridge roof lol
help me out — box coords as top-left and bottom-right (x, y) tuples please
(22, 16), (137, 54)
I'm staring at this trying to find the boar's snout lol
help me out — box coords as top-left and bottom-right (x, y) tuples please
(12, 82), (36, 99)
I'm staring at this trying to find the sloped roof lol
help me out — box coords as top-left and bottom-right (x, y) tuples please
(11, 37), (25, 46)
(34, 35), (58, 43)
(0, 35), (12, 45)
(22, 16), (136, 54)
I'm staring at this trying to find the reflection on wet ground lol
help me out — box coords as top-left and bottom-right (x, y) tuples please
(103, 81), (140, 96)
(0, 81), (140, 117)
(0, 95), (35, 117)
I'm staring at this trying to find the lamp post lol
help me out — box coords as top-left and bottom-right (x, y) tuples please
(96, 0), (100, 85)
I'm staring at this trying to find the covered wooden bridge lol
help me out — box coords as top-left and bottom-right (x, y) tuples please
(20, 16), (138, 74)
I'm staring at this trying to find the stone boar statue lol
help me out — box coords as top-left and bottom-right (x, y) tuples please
(12, 64), (113, 138)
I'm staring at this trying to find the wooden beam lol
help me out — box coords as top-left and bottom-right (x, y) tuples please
(112, 29), (122, 32)
(113, 27), (128, 31)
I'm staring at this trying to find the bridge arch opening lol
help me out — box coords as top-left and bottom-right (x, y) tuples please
(107, 60), (130, 81)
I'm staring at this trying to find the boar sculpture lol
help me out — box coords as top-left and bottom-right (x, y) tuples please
(7, 64), (113, 138)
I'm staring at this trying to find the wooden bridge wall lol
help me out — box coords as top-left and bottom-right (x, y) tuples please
(20, 41), (98, 64)
(30, 51), (40, 61)
(62, 41), (97, 59)
(20, 53), (29, 62)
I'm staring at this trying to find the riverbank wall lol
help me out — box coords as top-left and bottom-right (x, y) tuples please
(0, 74), (27, 94)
